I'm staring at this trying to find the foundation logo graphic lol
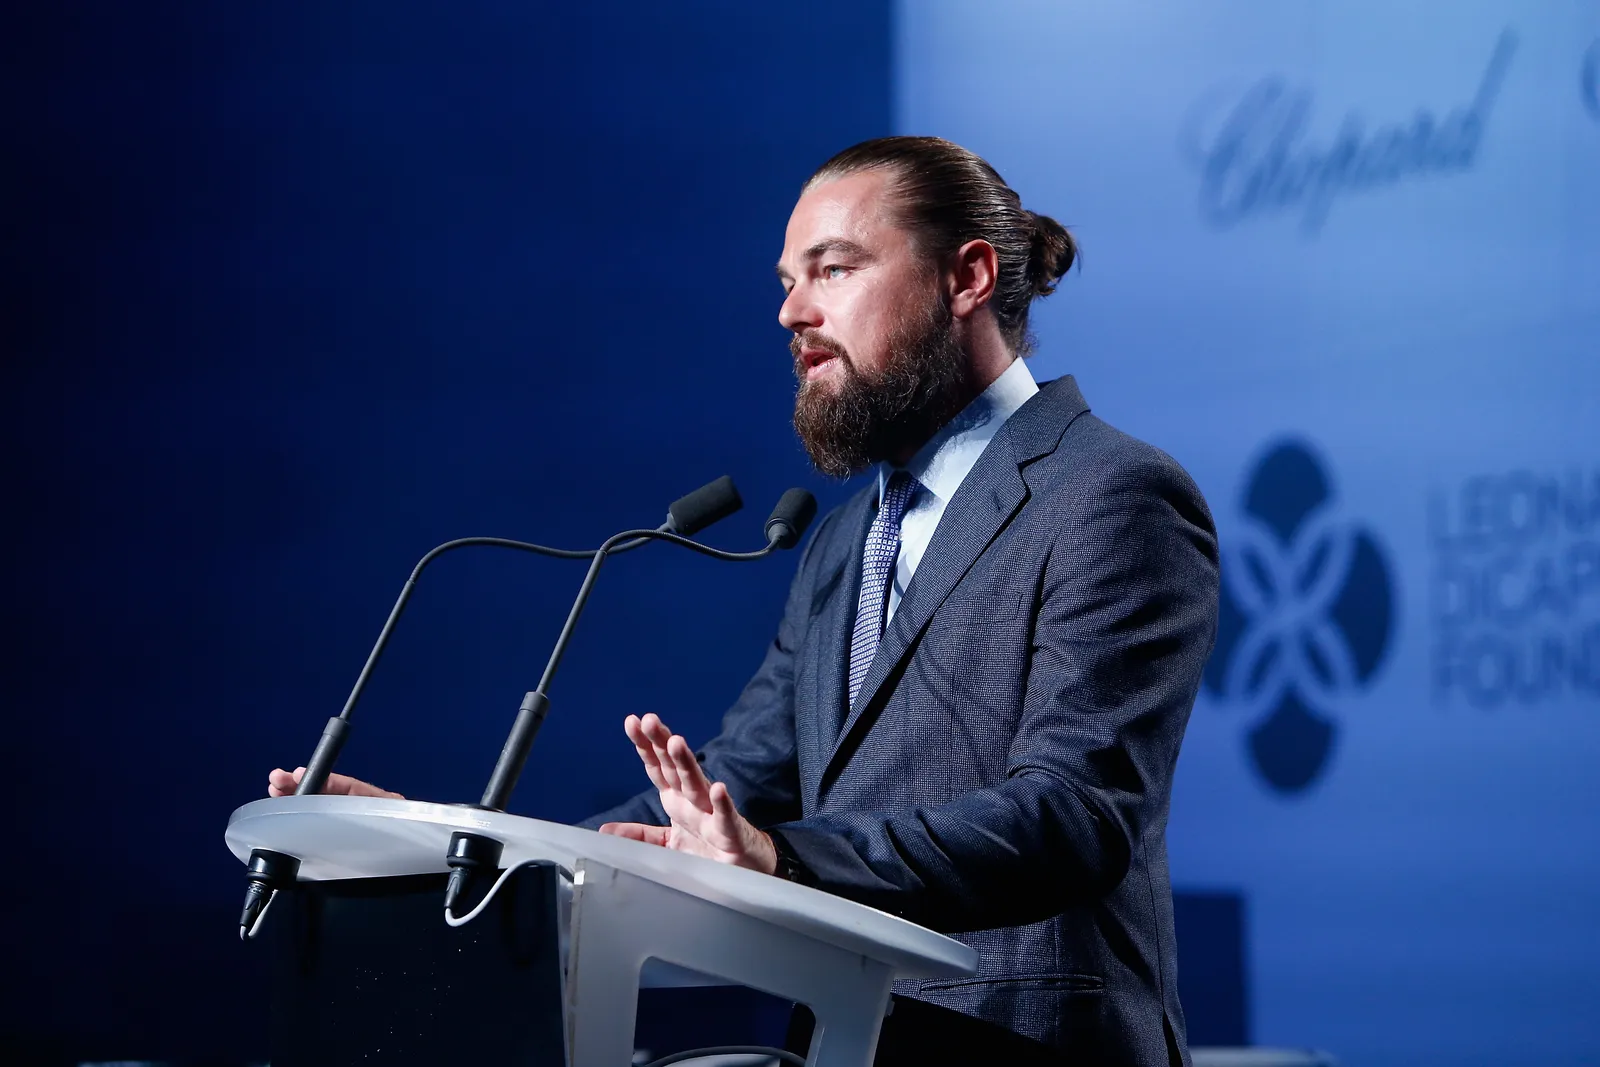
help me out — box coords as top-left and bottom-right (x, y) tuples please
(1203, 440), (1396, 794)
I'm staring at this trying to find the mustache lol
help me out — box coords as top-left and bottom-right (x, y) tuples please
(789, 329), (850, 374)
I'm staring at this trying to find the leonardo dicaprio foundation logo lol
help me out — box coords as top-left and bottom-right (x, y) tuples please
(1204, 440), (1396, 794)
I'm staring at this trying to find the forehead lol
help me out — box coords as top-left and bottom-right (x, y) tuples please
(780, 169), (904, 260)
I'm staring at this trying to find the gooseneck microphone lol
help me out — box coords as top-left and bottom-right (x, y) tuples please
(665, 475), (744, 536)
(238, 476), (743, 939)
(292, 475), (742, 800)
(442, 487), (818, 913)
(764, 487), (819, 550)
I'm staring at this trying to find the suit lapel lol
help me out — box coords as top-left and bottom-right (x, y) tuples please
(817, 375), (1091, 792)
(798, 489), (874, 810)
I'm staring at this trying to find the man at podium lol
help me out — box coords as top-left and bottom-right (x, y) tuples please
(272, 137), (1219, 1067)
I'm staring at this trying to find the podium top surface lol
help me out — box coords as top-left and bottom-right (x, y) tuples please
(227, 796), (977, 980)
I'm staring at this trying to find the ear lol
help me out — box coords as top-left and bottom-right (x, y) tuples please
(944, 239), (998, 320)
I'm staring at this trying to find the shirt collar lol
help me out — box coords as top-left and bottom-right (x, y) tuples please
(876, 357), (1040, 507)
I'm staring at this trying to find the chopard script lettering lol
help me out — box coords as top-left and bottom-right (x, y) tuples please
(1181, 31), (1517, 232)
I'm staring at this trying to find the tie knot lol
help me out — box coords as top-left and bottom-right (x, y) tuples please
(880, 470), (917, 525)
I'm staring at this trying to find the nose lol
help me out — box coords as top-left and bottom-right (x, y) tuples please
(778, 282), (821, 334)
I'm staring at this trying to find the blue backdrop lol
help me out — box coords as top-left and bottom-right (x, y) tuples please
(3, 3), (1596, 1064)
(898, 3), (1599, 1065)
(0, 3), (886, 1060)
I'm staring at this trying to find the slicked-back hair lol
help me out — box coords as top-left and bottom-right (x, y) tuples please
(806, 136), (1077, 354)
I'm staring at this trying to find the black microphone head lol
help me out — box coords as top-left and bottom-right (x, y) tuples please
(667, 475), (743, 537)
(764, 488), (818, 550)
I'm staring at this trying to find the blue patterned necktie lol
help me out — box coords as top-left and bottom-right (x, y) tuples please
(848, 471), (917, 707)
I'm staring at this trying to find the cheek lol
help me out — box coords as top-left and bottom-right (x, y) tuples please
(830, 290), (894, 373)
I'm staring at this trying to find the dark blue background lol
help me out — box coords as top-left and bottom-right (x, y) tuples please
(1, 4), (888, 1059)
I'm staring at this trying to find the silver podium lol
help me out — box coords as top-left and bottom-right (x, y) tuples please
(227, 796), (976, 1066)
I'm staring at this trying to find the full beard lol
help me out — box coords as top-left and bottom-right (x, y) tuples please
(791, 296), (972, 479)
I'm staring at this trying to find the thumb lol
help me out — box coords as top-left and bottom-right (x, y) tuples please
(598, 822), (671, 847)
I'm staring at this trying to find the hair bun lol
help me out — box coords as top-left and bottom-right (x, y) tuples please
(1025, 210), (1077, 297)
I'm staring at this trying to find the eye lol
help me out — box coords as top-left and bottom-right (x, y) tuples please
(824, 264), (850, 280)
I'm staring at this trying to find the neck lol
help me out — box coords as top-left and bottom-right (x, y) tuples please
(884, 327), (1016, 467)
(964, 316), (1017, 396)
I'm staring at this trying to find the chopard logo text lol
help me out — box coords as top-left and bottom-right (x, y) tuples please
(1181, 31), (1517, 232)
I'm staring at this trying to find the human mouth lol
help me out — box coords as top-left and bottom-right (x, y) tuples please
(800, 347), (840, 380)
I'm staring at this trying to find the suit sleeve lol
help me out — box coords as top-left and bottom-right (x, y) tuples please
(577, 508), (840, 831)
(767, 458), (1220, 932)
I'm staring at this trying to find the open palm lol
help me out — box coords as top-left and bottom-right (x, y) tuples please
(597, 713), (776, 874)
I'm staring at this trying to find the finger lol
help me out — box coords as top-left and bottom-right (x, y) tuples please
(706, 781), (745, 852)
(709, 781), (738, 820)
(267, 766), (305, 798)
(668, 734), (713, 812)
(640, 713), (679, 757)
(598, 822), (671, 847)
(623, 714), (651, 747)
(659, 784), (711, 830)
(624, 715), (672, 793)
(344, 775), (403, 799)
(641, 714), (682, 792)
(304, 771), (403, 800)
(319, 772), (355, 795)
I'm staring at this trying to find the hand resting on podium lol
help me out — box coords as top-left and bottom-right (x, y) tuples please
(263, 713), (778, 878)
(597, 713), (779, 876)
(266, 766), (403, 799)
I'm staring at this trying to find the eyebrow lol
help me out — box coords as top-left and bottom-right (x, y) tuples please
(776, 238), (875, 282)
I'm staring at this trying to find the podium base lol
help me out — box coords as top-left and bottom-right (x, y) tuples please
(570, 860), (893, 1067)
(261, 869), (566, 1066)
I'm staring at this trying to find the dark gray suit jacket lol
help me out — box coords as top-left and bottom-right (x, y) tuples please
(589, 376), (1220, 1066)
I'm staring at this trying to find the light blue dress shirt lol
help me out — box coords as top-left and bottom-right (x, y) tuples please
(877, 356), (1039, 622)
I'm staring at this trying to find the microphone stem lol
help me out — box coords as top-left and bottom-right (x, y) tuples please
(476, 538), (620, 810)
(344, 578), (418, 721)
(295, 577), (417, 796)
(477, 528), (778, 811)
(479, 535), (621, 810)
(293, 531), (665, 797)
(540, 526), (778, 699)
(536, 542), (612, 695)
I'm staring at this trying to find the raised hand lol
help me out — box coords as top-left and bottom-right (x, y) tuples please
(267, 766), (404, 800)
(597, 713), (777, 875)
